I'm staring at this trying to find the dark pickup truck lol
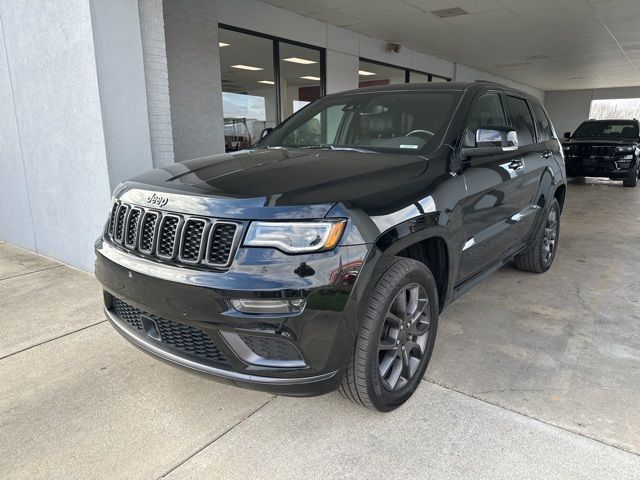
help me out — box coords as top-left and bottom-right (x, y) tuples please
(563, 119), (640, 187)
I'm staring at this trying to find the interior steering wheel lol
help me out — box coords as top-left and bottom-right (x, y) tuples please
(405, 129), (435, 138)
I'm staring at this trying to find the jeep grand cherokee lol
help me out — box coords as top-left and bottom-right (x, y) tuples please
(95, 82), (567, 411)
(563, 119), (640, 187)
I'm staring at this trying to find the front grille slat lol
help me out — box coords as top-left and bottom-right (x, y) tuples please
(139, 211), (159, 254)
(125, 208), (142, 249)
(207, 222), (238, 267)
(114, 204), (129, 243)
(179, 219), (208, 263)
(110, 297), (229, 366)
(106, 201), (240, 269)
(157, 215), (181, 259)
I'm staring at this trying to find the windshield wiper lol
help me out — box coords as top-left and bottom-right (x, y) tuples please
(297, 144), (378, 154)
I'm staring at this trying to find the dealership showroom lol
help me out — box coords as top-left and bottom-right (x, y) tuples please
(3, 0), (640, 478)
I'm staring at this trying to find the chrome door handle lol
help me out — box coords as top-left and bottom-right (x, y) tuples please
(508, 160), (523, 170)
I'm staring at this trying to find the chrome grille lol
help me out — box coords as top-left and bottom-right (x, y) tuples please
(139, 211), (159, 254)
(106, 201), (241, 268)
(114, 204), (129, 243)
(208, 223), (238, 266)
(125, 208), (141, 248)
(180, 219), (207, 263)
(157, 215), (181, 258)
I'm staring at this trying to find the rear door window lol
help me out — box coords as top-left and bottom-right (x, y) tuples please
(505, 96), (536, 146)
(530, 102), (553, 141)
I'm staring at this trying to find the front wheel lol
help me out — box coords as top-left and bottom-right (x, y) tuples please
(623, 164), (639, 187)
(339, 257), (438, 412)
(514, 198), (560, 273)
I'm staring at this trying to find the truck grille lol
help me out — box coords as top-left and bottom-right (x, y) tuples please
(107, 201), (240, 268)
(591, 145), (614, 157)
(110, 297), (229, 366)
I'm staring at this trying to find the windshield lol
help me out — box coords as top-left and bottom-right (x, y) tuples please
(572, 120), (638, 139)
(258, 90), (461, 154)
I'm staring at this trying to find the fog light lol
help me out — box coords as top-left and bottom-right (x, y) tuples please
(230, 298), (306, 314)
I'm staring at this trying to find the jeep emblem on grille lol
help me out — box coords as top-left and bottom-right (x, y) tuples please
(146, 193), (168, 207)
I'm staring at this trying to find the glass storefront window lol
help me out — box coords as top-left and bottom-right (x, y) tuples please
(279, 43), (322, 119)
(358, 60), (406, 88)
(219, 29), (277, 152)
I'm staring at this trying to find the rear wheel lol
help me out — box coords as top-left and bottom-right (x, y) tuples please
(514, 198), (560, 273)
(623, 164), (639, 187)
(339, 257), (438, 412)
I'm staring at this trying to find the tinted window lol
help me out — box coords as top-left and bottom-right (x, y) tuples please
(572, 120), (639, 138)
(506, 96), (535, 146)
(261, 91), (461, 155)
(531, 102), (553, 141)
(463, 93), (506, 147)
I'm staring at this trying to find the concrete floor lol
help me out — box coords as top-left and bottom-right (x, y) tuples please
(1, 178), (639, 479)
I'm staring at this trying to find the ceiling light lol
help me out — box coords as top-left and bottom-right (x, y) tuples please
(300, 76), (321, 81)
(283, 57), (317, 65)
(359, 70), (376, 76)
(231, 64), (263, 71)
(219, 42), (230, 47)
(258, 80), (275, 85)
(430, 7), (468, 18)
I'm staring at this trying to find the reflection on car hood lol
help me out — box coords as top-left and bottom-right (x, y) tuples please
(126, 148), (428, 218)
(563, 137), (637, 145)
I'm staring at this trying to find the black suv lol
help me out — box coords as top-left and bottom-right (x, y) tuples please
(95, 82), (566, 411)
(563, 119), (640, 187)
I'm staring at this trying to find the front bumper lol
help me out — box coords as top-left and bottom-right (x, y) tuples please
(565, 157), (636, 178)
(95, 238), (368, 396)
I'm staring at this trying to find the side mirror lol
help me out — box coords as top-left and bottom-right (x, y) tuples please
(461, 127), (518, 159)
(563, 131), (571, 139)
(260, 127), (274, 139)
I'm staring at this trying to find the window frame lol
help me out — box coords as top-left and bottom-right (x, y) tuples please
(219, 24), (326, 124)
(459, 90), (508, 149)
(503, 94), (537, 146)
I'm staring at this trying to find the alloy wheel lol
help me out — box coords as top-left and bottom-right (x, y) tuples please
(378, 283), (431, 391)
(542, 209), (558, 263)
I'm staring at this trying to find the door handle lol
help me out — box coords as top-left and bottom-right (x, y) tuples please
(508, 160), (523, 170)
(541, 151), (552, 159)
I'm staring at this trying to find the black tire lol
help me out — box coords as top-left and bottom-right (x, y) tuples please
(623, 164), (638, 187)
(514, 198), (560, 273)
(339, 257), (438, 412)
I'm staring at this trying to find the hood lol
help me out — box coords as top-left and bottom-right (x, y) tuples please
(123, 148), (428, 219)
(563, 137), (637, 145)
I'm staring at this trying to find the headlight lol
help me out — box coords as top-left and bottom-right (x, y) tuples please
(244, 220), (346, 253)
(616, 145), (634, 153)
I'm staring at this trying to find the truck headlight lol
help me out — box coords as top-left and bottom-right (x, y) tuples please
(244, 220), (346, 253)
(616, 145), (634, 153)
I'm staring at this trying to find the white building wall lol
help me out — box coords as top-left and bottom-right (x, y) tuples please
(138, 0), (175, 167)
(0, 0), (113, 270)
(546, 87), (640, 137)
(164, 0), (226, 160)
(90, 0), (154, 189)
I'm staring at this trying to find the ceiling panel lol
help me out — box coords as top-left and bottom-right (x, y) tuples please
(258, 0), (640, 90)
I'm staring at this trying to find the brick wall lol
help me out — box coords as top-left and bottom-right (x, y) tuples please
(137, 0), (174, 167)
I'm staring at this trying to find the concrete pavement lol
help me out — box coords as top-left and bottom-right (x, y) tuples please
(1, 179), (639, 479)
